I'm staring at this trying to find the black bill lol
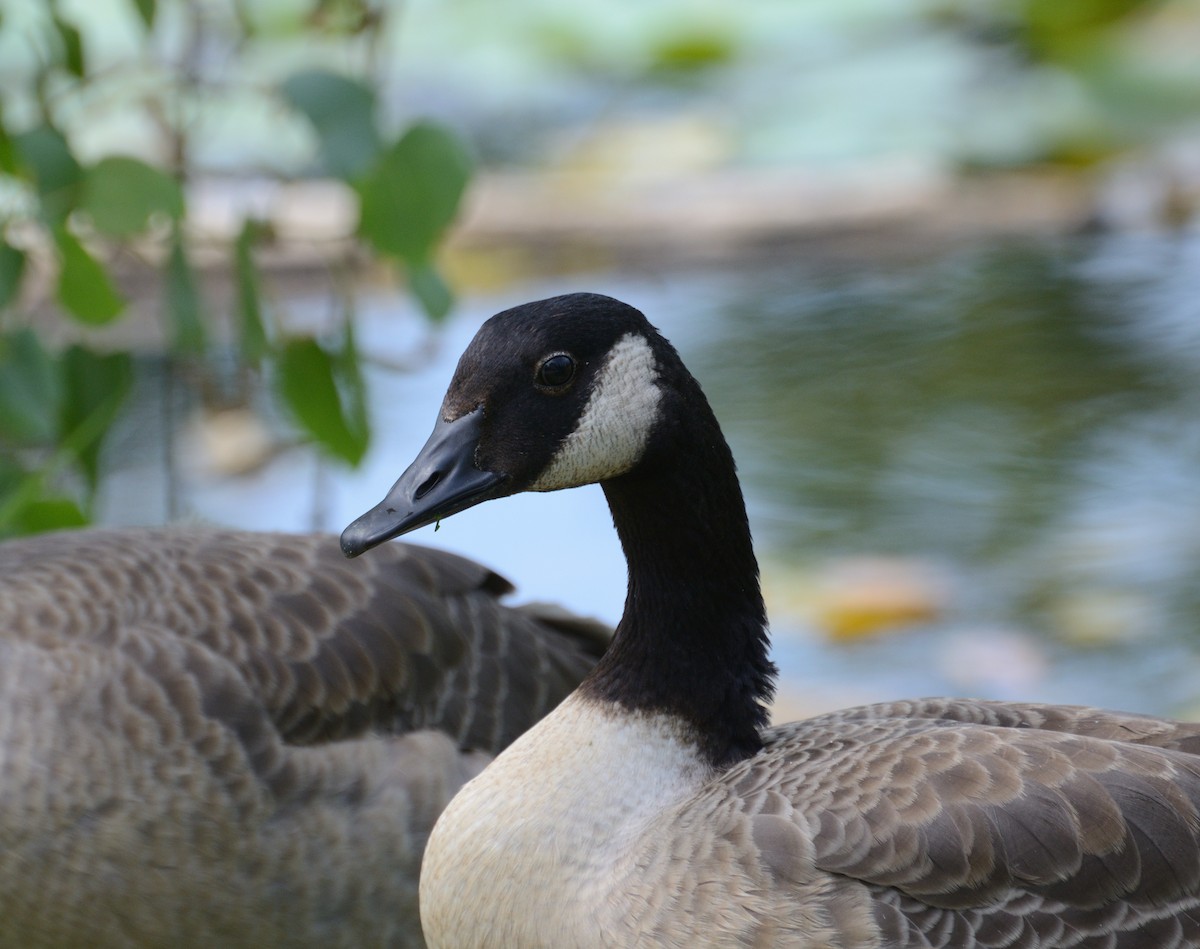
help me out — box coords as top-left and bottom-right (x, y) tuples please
(340, 407), (505, 558)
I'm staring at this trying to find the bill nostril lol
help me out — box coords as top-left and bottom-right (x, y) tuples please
(415, 471), (442, 500)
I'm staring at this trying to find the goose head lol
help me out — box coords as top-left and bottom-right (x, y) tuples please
(341, 293), (671, 556)
(344, 291), (772, 765)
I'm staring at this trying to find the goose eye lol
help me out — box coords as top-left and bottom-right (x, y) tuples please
(536, 354), (576, 388)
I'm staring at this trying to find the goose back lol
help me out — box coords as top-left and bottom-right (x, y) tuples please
(707, 698), (1200, 947)
(0, 526), (606, 948)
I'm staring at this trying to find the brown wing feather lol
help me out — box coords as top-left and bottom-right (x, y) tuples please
(0, 526), (607, 752)
(725, 699), (1200, 947)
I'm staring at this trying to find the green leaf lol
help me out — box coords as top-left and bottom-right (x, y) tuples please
(275, 336), (368, 465)
(51, 13), (86, 77)
(0, 456), (89, 536)
(82, 156), (183, 237)
(59, 345), (133, 494)
(357, 121), (473, 265)
(14, 125), (83, 223)
(281, 69), (381, 180)
(0, 456), (90, 538)
(334, 317), (369, 449)
(407, 260), (453, 322)
(648, 28), (736, 75)
(0, 108), (18, 175)
(0, 329), (62, 443)
(130, 0), (155, 29)
(164, 230), (206, 354)
(0, 241), (26, 310)
(9, 496), (90, 535)
(234, 221), (269, 362)
(54, 227), (125, 325)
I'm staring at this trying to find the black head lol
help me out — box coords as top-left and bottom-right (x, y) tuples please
(341, 293), (673, 556)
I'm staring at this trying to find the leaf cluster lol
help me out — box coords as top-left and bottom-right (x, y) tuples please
(0, 0), (473, 536)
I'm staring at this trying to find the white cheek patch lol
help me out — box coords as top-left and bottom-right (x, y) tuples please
(530, 333), (661, 491)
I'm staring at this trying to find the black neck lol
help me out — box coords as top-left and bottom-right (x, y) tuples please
(579, 368), (776, 768)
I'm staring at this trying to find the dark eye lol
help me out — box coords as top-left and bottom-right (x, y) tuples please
(536, 353), (576, 388)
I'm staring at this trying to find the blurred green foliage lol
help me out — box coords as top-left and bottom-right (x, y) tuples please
(445, 0), (1198, 172)
(932, 0), (1200, 164)
(1011, 0), (1161, 58)
(0, 0), (473, 537)
(0, 330), (131, 531)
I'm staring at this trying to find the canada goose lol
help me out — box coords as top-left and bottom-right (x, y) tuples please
(0, 525), (606, 948)
(342, 292), (1200, 948)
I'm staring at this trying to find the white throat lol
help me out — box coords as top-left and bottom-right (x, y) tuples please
(419, 693), (710, 947)
(530, 333), (661, 492)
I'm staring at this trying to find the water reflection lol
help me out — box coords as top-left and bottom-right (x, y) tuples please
(703, 240), (1171, 554)
(687, 233), (1200, 714)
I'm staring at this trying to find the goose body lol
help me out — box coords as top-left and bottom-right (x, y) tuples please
(0, 526), (606, 948)
(342, 293), (1200, 948)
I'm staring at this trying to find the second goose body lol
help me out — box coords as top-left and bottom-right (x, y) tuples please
(0, 526), (606, 948)
(343, 293), (1200, 948)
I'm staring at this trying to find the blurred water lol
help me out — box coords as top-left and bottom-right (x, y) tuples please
(99, 229), (1200, 719)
